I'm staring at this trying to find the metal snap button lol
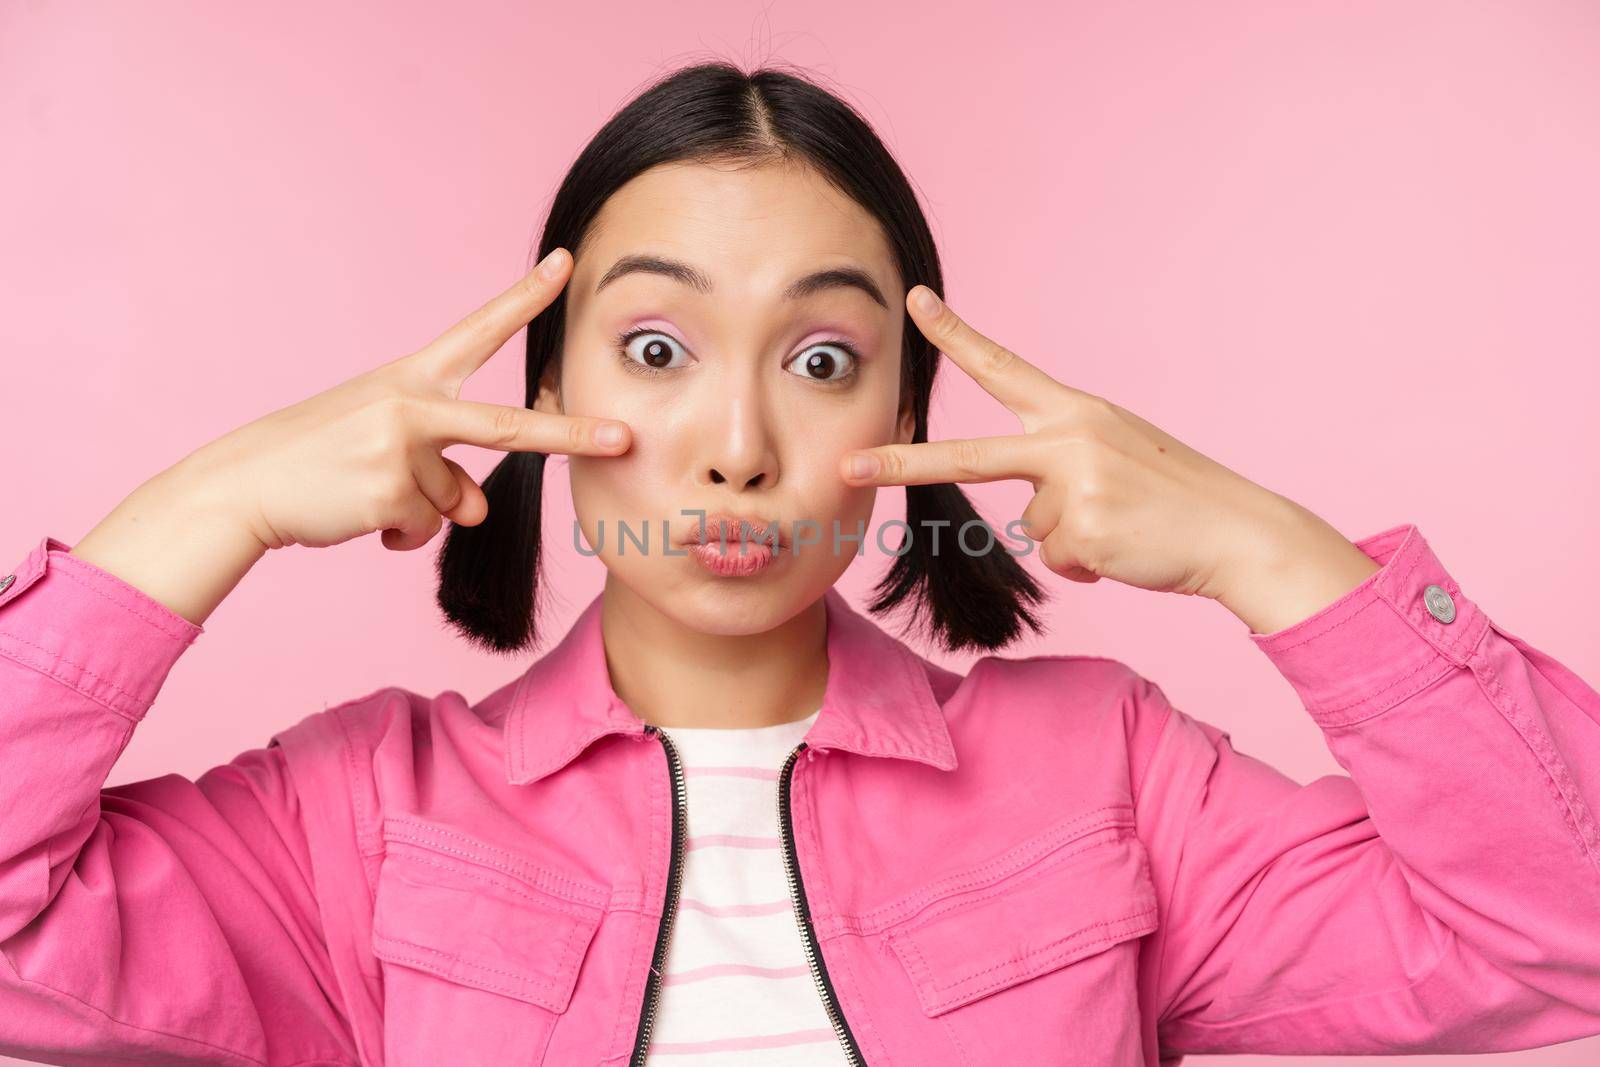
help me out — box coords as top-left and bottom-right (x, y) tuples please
(1423, 583), (1456, 624)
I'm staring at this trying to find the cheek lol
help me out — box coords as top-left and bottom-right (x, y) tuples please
(567, 446), (658, 526)
(560, 376), (673, 516)
(805, 398), (902, 472)
(565, 405), (693, 548)
(785, 415), (891, 521)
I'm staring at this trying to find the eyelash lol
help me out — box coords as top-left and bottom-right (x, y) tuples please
(611, 327), (864, 386)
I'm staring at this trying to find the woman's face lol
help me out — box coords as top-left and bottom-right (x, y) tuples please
(538, 159), (914, 635)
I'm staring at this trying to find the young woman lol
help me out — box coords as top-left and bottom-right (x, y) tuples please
(1, 62), (1597, 1067)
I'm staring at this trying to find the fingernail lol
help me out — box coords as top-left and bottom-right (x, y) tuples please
(595, 422), (624, 447)
(537, 248), (567, 280)
(848, 454), (879, 479)
(912, 288), (941, 315)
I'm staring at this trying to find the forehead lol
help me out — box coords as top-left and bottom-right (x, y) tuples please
(576, 160), (901, 296)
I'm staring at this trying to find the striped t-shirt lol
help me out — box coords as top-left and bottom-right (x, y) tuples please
(644, 707), (852, 1064)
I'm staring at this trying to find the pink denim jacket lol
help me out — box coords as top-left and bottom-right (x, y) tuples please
(2, 522), (1599, 1066)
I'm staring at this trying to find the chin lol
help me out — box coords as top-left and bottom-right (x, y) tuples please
(613, 556), (841, 636)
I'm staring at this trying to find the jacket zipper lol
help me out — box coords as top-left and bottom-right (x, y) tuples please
(627, 731), (864, 1065)
(630, 725), (687, 1066)
(778, 741), (866, 1066)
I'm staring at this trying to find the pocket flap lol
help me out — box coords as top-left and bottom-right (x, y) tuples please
(371, 822), (605, 1014)
(884, 826), (1158, 1016)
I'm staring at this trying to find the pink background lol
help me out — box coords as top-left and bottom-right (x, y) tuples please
(3, 2), (1598, 1063)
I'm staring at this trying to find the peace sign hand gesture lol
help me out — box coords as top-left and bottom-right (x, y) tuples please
(840, 287), (1381, 636)
(177, 248), (633, 555)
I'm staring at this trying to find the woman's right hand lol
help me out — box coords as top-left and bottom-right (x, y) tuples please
(69, 247), (627, 626)
(184, 246), (629, 554)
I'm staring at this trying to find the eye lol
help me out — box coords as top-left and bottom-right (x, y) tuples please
(785, 340), (861, 384)
(614, 328), (689, 374)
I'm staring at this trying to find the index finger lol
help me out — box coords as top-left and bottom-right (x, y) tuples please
(414, 396), (632, 457)
(841, 433), (1044, 488)
(907, 286), (1077, 420)
(420, 247), (573, 380)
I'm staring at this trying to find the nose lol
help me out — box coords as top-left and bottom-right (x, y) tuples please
(698, 381), (778, 491)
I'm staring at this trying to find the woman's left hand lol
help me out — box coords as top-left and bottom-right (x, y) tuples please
(840, 286), (1382, 636)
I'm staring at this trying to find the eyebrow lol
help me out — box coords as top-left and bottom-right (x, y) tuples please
(594, 253), (889, 309)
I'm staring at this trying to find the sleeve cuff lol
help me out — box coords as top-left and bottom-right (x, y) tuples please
(0, 535), (204, 721)
(1246, 523), (1491, 728)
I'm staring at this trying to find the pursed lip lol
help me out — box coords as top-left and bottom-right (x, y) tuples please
(678, 511), (787, 549)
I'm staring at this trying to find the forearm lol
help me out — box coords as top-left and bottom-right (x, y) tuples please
(1153, 521), (1600, 1055)
(0, 535), (355, 1064)
(69, 456), (267, 628)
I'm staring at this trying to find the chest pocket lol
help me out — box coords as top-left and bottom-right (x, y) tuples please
(880, 814), (1158, 1065)
(370, 815), (608, 1067)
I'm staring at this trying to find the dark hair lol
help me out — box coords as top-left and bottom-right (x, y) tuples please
(435, 60), (1047, 656)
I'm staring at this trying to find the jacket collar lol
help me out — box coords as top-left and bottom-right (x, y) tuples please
(502, 586), (958, 785)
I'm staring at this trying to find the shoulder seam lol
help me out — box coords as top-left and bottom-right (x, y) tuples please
(1129, 680), (1175, 806)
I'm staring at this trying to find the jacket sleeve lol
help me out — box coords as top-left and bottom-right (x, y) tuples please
(0, 535), (359, 1066)
(1137, 522), (1600, 1056)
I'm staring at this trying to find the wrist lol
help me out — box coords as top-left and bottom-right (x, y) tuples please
(1213, 497), (1382, 637)
(68, 462), (268, 628)
(157, 451), (272, 553)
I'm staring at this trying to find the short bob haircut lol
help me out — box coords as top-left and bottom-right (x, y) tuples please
(436, 60), (1048, 656)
